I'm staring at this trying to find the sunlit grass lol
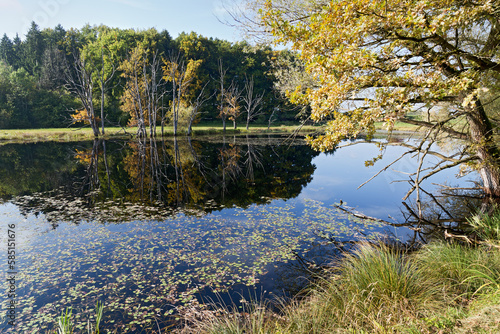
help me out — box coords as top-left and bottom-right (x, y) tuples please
(273, 242), (443, 334)
(0, 121), (424, 143)
(0, 127), (131, 143)
(468, 208), (500, 247)
(180, 296), (277, 334)
(0, 124), (323, 143)
(414, 242), (500, 297)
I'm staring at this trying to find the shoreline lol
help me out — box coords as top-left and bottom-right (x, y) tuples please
(0, 124), (424, 144)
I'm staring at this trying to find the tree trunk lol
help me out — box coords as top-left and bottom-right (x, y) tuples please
(466, 95), (500, 197)
(88, 107), (100, 137)
(173, 111), (178, 136)
(100, 50), (105, 136)
(268, 109), (276, 131)
(92, 121), (100, 137)
(100, 91), (105, 135)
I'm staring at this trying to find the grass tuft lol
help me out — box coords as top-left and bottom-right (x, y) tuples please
(53, 302), (104, 334)
(468, 208), (500, 246)
(277, 242), (442, 333)
(182, 237), (500, 334)
(57, 308), (73, 334)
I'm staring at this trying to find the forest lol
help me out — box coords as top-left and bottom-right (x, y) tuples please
(0, 22), (297, 134)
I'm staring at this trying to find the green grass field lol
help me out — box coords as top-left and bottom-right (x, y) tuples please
(0, 121), (431, 144)
(0, 124), (325, 143)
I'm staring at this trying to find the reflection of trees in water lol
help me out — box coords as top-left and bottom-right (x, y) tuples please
(401, 184), (485, 244)
(7, 137), (320, 224)
(119, 135), (320, 210)
(0, 142), (78, 199)
(2, 137), (486, 242)
(270, 184), (486, 302)
(77, 139), (100, 198)
(334, 135), (490, 247)
(1, 138), (490, 332)
(330, 182), (485, 252)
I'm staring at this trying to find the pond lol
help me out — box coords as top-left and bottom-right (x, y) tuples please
(0, 135), (480, 333)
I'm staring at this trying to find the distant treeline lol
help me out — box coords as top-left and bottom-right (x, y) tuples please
(0, 22), (297, 132)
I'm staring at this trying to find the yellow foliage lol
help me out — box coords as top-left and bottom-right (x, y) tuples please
(71, 109), (90, 124)
(119, 45), (154, 128)
(258, 0), (500, 151)
(163, 58), (202, 104)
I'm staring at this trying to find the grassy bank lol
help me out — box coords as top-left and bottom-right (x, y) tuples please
(0, 127), (130, 143)
(0, 125), (324, 144)
(373, 121), (422, 132)
(180, 210), (500, 334)
(0, 121), (433, 144)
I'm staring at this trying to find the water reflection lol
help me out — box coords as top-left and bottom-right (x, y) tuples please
(1, 136), (319, 224)
(0, 136), (482, 332)
(298, 140), (483, 245)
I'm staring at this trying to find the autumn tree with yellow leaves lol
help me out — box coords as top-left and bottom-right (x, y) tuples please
(163, 53), (202, 136)
(120, 43), (164, 138)
(249, 0), (500, 197)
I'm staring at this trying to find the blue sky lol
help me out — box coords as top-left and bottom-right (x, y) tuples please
(0, 0), (243, 41)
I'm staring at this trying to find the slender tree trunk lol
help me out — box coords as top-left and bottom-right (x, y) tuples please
(268, 108), (276, 131)
(172, 79), (178, 137)
(100, 49), (105, 136)
(173, 103), (178, 136)
(466, 95), (500, 197)
(91, 118), (100, 137)
(100, 90), (105, 135)
(161, 95), (165, 137)
(87, 103), (100, 137)
(173, 136), (181, 205)
(138, 138), (146, 200)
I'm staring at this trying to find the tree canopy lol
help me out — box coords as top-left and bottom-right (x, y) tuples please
(0, 23), (296, 132)
(254, 0), (500, 197)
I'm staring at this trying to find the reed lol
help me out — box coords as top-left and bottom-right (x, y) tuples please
(53, 302), (104, 334)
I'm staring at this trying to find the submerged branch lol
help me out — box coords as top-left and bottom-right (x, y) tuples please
(333, 204), (411, 227)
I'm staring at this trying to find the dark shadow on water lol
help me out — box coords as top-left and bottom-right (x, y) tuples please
(2, 136), (320, 225)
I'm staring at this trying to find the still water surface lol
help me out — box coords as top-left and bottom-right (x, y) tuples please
(0, 136), (478, 332)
